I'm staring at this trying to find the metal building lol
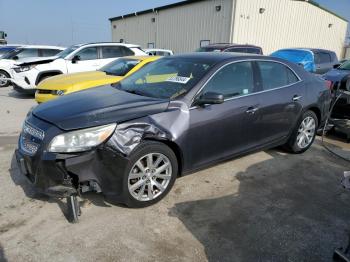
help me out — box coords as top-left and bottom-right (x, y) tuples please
(109, 0), (348, 57)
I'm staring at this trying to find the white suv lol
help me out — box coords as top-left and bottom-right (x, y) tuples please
(0, 45), (64, 87)
(11, 42), (146, 93)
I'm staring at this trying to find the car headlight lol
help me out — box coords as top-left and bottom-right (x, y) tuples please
(14, 65), (35, 73)
(48, 123), (117, 153)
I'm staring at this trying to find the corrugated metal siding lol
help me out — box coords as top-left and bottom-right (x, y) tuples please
(232, 0), (348, 57)
(111, 0), (234, 53)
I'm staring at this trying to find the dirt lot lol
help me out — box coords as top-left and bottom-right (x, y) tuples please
(1, 86), (350, 262)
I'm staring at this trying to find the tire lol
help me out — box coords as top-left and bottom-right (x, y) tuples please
(0, 70), (10, 88)
(285, 110), (318, 154)
(66, 195), (81, 223)
(122, 141), (178, 208)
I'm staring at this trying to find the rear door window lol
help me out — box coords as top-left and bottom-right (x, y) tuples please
(257, 61), (299, 91)
(202, 61), (255, 99)
(40, 49), (62, 57)
(101, 46), (133, 58)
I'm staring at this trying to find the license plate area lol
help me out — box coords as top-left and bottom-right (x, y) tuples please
(16, 152), (36, 183)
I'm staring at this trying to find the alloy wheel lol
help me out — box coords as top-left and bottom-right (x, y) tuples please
(296, 116), (316, 149)
(128, 153), (172, 202)
(0, 72), (8, 87)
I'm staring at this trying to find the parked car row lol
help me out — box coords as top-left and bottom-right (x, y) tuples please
(15, 51), (331, 208)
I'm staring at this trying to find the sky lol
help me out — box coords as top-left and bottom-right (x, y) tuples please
(0, 0), (349, 46)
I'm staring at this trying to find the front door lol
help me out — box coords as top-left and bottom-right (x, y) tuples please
(66, 47), (101, 73)
(186, 61), (261, 169)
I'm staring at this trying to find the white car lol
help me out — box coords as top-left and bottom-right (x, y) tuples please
(11, 42), (146, 94)
(145, 48), (173, 56)
(0, 45), (64, 87)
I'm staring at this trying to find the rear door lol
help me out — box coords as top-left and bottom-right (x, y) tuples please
(254, 60), (304, 144)
(100, 46), (134, 68)
(187, 61), (261, 169)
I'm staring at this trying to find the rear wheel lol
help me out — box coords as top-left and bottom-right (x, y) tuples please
(0, 70), (10, 87)
(285, 110), (318, 153)
(123, 141), (178, 208)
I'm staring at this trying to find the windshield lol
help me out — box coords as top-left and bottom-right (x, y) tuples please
(271, 49), (313, 63)
(0, 48), (14, 58)
(339, 60), (350, 70)
(1, 48), (20, 59)
(114, 57), (214, 99)
(56, 45), (79, 59)
(100, 58), (141, 76)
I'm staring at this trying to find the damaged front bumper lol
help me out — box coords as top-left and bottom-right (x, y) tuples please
(15, 114), (131, 203)
(15, 145), (130, 202)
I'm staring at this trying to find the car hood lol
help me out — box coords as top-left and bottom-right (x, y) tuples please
(38, 71), (122, 91)
(33, 85), (170, 131)
(0, 59), (14, 67)
(16, 56), (58, 66)
(323, 69), (350, 82)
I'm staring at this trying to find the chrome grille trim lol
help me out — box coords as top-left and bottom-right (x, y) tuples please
(23, 121), (45, 140)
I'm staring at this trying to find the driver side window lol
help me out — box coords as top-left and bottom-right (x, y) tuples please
(75, 47), (98, 61)
(201, 61), (255, 99)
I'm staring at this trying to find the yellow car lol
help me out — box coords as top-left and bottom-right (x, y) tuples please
(35, 56), (160, 103)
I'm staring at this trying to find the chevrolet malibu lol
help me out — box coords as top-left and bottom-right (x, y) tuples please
(16, 53), (331, 208)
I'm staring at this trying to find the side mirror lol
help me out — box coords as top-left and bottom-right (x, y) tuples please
(71, 55), (80, 64)
(195, 92), (224, 107)
(333, 64), (341, 69)
(12, 55), (19, 60)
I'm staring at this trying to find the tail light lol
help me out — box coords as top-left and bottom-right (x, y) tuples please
(325, 80), (333, 90)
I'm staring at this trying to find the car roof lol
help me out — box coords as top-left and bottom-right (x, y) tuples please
(20, 45), (65, 50)
(203, 43), (262, 49)
(72, 42), (141, 48)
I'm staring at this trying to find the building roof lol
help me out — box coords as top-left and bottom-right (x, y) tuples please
(109, 0), (348, 22)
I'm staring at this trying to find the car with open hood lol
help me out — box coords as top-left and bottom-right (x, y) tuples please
(35, 56), (160, 103)
(15, 53), (331, 209)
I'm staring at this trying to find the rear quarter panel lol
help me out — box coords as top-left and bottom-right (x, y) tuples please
(304, 73), (331, 124)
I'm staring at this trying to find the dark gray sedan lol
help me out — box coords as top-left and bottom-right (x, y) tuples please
(16, 53), (331, 208)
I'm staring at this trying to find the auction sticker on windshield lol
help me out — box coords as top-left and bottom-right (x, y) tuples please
(166, 76), (191, 84)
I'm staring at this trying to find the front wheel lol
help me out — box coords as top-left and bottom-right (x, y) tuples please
(0, 70), (10, 87)
(285, 110), (318, 153)
(123, 141), (178, 208)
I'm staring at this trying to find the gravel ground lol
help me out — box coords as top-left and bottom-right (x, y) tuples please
(1, 86), (350, 262)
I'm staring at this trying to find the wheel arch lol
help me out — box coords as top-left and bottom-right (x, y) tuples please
(35, 70), (63, 85)
(0, 69), (11, 76)
(143, 138), (184, 177)
(305, 105), (321, 125)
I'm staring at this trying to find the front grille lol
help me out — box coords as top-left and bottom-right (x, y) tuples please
(20, 122), (45, 156)
(37, 89), (52, 94)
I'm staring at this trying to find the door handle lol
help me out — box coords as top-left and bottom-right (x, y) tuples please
(246, 107), (259, 114)
(292, 95), (302, 102)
